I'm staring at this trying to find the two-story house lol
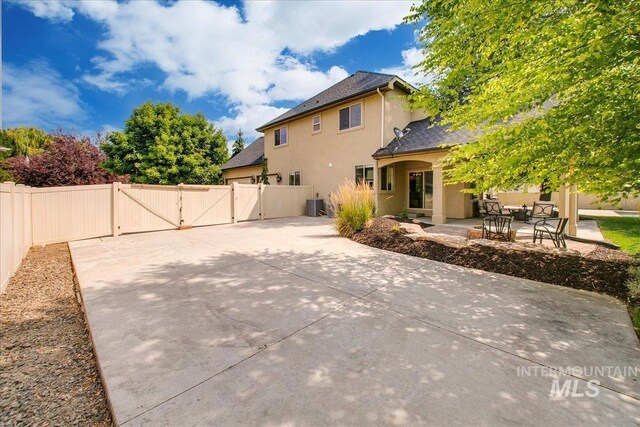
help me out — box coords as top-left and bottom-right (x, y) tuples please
(222, 71), (475, 223)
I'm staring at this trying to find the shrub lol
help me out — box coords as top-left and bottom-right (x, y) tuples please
(400, 207), (409, 219)
(627, 266), (640, 298)
(329, 180), (375, 237)
(5, 131), (127, 187)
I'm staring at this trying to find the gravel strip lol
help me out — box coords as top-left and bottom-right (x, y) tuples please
(0, 243), (112, 426)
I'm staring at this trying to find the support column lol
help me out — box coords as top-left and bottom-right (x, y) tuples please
(432, 165), (446, 224)
(568, 185), (578, 236)
(374, 160), (380, 216)
(558, 185), (570, 218)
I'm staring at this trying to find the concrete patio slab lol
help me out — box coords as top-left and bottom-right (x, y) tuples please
(128, 302), (640, 426)
(69, 217), (640, 426)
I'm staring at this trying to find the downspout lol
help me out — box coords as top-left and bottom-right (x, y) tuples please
(376, 88), (385, 148)
(376, 88), (385, 214)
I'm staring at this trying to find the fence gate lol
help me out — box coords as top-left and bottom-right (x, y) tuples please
(234, 183), (261, 222)
(180, 185), (233, 227)
(118, 184), (181, 234)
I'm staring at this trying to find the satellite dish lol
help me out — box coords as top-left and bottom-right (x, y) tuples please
(393, 127), (403, 139)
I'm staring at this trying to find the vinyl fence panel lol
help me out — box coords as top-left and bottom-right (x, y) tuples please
(31, 184), (113, 245)
(1, 183), (32, 292)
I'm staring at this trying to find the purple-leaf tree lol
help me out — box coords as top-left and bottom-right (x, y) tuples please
(4, 132), (128, 187)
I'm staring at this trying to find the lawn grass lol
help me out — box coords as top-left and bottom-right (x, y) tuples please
(582, 216), (640, 255)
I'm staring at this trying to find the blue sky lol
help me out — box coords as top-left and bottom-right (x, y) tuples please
(2, 0), (424, 145)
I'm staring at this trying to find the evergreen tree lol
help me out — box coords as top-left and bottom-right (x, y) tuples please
(259, 157), (270, 185)
(231, 129), (245, 158)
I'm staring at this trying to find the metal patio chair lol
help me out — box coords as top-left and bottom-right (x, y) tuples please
(526, 201), (556, 224)
(482, 200), (509, 217)
(533, 217), (569, 248)
(482, 214), (513, 241)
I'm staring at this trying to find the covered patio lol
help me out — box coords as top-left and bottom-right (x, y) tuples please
(372, 118), (580, 235)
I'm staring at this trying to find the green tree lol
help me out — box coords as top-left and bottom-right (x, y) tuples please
(231, 129), (245, 158)
(406, 0), (640, 200)
(259, 157), (270, 185)
(0, 127), (51, 181)
(101, 101), (229, 184)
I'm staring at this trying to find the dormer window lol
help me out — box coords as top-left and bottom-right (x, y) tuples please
(339, 103), (362, 130)
(274, 127), (288, 146)
(312, 115), (321, 133)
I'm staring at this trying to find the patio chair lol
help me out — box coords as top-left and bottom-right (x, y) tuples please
(482, 215), (513, 241)
(533, 217), (569, 248)
(482, 200), (509, 217)
(526, 201), (556, 224)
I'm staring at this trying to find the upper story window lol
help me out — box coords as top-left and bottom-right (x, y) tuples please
(274, 127), (288, 146)
(312, 115), (321, 133)
(288, 171), (301, 186)
(339, 103), (362, 131)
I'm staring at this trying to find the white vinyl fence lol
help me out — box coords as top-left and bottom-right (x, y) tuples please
(1, 183), (32, 293)
(1, 181), (313, 292)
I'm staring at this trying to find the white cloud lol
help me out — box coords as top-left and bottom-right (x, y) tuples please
(2, 61), (87, 130)
(10, 0), (75, 22)
(13, 0), (415, 134)
(216, 104), (289, 142)
(379, 47), (431, 86)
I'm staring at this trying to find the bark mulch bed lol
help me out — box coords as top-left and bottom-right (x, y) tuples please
(353, 217), (638, 301)
(0, 243), (112, 426)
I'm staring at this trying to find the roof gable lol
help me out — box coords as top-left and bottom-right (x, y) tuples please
(221, 137), (264, 170)
(256, 71), (414, 131)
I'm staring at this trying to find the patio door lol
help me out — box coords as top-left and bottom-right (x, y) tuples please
(409, 172), (424, 209)
(408, 171), (434, 210)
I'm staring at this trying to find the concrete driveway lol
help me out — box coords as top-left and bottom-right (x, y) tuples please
(70, 217), (640, 426)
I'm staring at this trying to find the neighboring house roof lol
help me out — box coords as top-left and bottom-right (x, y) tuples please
(256, 71), (415, 131)
(372, 118), (478, 159)
(221, 137), (264, 171)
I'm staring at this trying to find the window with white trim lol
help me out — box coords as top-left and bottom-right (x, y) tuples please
(274, 127), (288, 146)
(339, 103), (362, 130)
(380, 165), (394, 191)
(312, 115), (321, 133)
(355, 164), (374, 187)
(288, 171), (301, 186)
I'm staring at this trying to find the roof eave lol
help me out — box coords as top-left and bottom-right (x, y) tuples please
(256, 82), (411, 132)
(372, 144), (455, 160)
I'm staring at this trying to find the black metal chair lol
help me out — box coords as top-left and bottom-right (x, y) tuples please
(482, 215), (513, 241)
(526, 201), (556, 224)
(482, 200), (509, 217)
(533, 217), (569, 248)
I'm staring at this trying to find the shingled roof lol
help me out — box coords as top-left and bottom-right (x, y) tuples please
(372, 118), (478, 158)
(256, 71), (414, 131)
(221, 137), (264, 170)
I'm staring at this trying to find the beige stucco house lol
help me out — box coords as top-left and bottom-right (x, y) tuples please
(222, 71), (475, 223)
(221, 71), (589, 231)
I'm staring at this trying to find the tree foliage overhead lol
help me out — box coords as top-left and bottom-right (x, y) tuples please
(5, 131), (124, 187)
(406, 0), (640, 199)
(231, 129), (245, 158)
(101, 101), (229, 185)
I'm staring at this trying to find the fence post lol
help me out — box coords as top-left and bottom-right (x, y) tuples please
(7, 182), (16, 275)
(112, 182), (121, 237)
(259, 183), (264, 220)
(232, 182), (239, 224)
(15, 184), (25, 259)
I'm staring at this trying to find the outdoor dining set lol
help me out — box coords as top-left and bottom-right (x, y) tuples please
(479, 200), (569, 248)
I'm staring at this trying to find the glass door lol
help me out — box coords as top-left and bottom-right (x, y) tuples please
(409, 172), (424, 209)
